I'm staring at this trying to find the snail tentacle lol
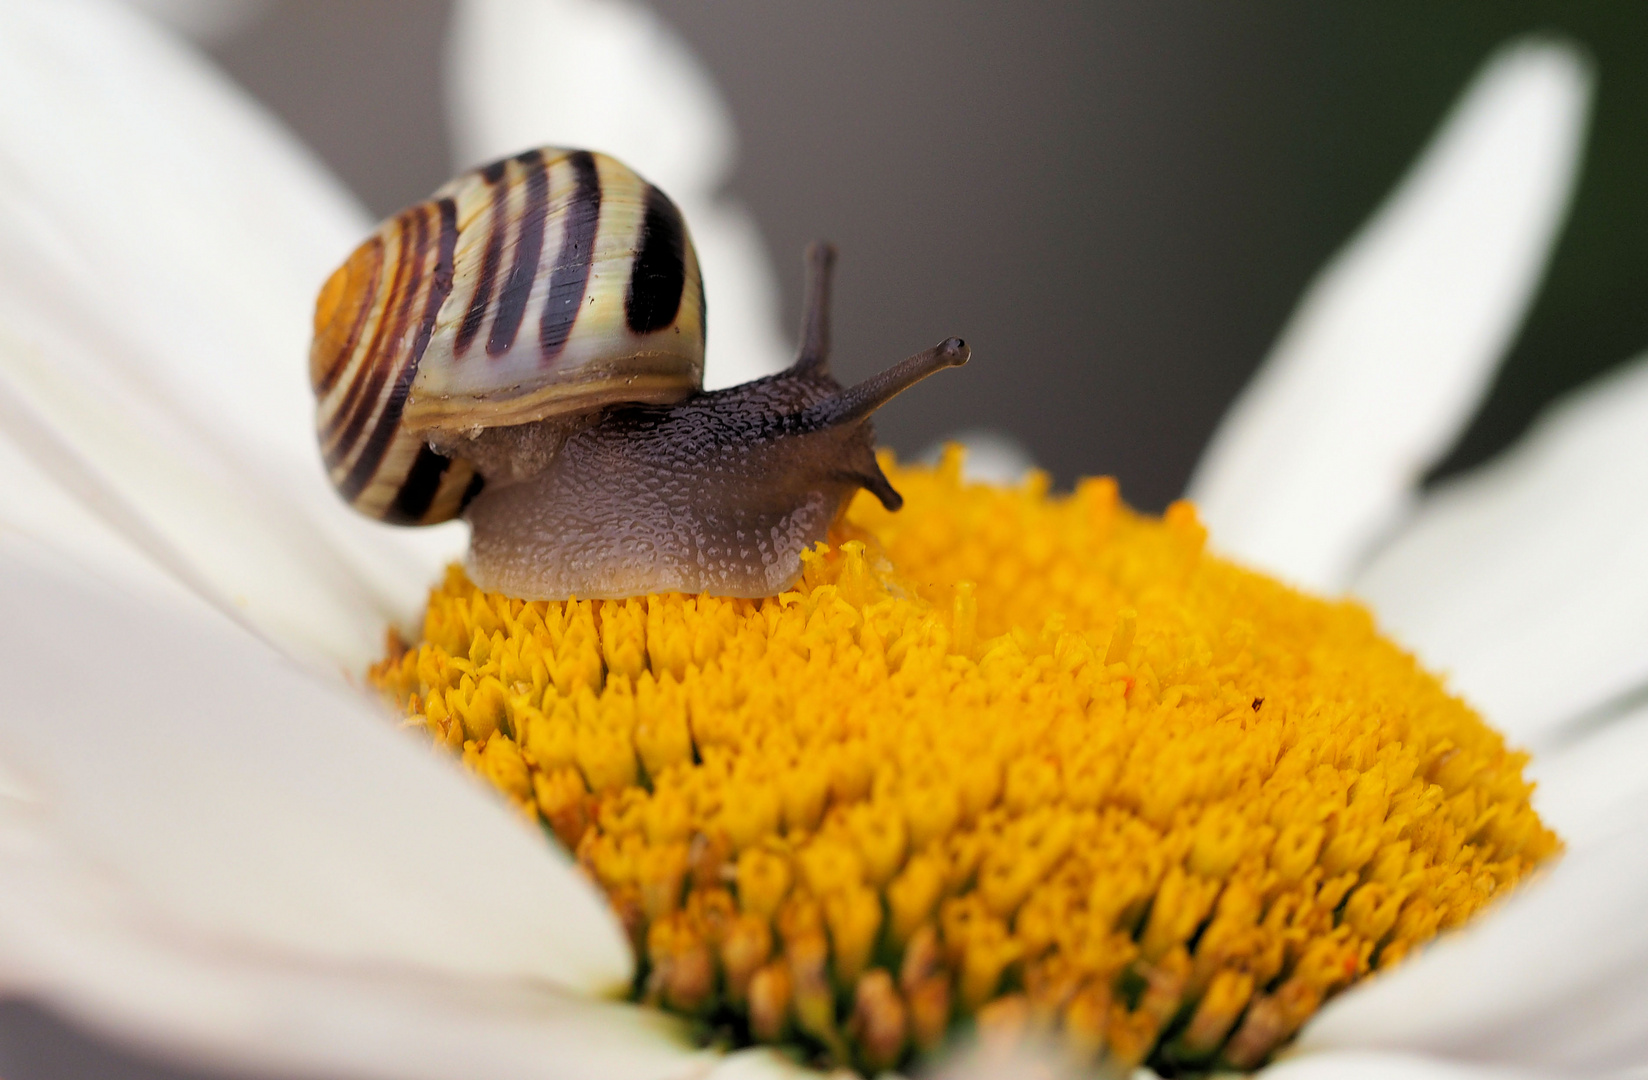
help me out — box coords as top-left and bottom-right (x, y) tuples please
(791, 338), (970, 433)
(793, 240), (836, 375)
(848, 467), (905, 512)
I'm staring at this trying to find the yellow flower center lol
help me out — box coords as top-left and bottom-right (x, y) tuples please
(371, 447), (1556, 1074)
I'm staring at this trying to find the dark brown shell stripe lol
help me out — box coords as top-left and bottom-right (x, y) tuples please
(625, 182), (689, 336)
(312, 146), (705, 526)
(452, 156), (508, 356)
(485, 148), (551, 357)
(315, 197), (476, 525)
(538, 150), (602, 360)
(443, 149), (612, 367)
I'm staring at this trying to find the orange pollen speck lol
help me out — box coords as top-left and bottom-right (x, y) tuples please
(371, 445), (1558, 1074)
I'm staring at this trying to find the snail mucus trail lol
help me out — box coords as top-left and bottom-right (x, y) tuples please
(311, 147), (965, 601)
(450, 245), (967, 599)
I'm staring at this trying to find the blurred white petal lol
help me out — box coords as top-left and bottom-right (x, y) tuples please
(0, 0), (467, 674)
(1188, 39), (1590, 591)
(921, 1036), (1084, 1080)
(3, 853), (695, 1080)
(0, 554), (642, 1077)
(447, 0), (792, 388)
(1530, 698), (1648, 851)
(920, 429), (1038, 485)
(0, 0), (357, 472)
(0, 325), (425, 678)
(5, 848), (696, 1080)
(1265, 1051), (1547, 1080)
(1354, 355), (1648, 747)
(701, 1049), (815, 1080)
(1298, 790), (1648, 1072)
(447, 0), (732, 197)
(690, 201), (793, 389)
(0, 426), (194, 612)
(117, 0), (266, 44)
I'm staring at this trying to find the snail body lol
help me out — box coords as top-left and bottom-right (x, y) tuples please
(466, 320), (968, 599)
(312, 147), (966, 600)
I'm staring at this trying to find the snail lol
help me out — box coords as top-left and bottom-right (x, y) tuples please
(312, 147), (966, 599)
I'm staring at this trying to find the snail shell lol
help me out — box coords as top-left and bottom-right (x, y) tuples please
(310, 147), (969, 600)
(311, 148), (705, 524)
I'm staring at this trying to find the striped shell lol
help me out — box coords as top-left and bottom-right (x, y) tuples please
(311, 148), (707, 525)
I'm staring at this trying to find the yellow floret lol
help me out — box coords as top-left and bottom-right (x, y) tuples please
(371, 446), (1556, 1074)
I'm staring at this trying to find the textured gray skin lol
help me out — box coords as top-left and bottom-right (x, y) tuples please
(462, 244), (968, 600)
(467, 369), (868, 598)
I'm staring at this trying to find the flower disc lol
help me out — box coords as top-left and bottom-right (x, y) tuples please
(372, 447), (1556, 1074)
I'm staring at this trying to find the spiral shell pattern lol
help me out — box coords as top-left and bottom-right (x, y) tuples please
(311, 148), (707, 525)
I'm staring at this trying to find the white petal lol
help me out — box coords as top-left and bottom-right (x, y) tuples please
(1529, 697), (1648, 852)
(446, 0), (792, 388)
(690, 202), (794, 390)
(919, 430), (1038, 485)
(1264, 1050), (1551, 1080)
(0, 328), (430, 678)
(0, 555), (633, 1042)
(0, 0), (466, 674)
(0, 426), (194, 613)
(1187, 39), (1591, 592)
(701, 1049), (819, 1080)
(0, 0), (359, 475)
(1353, 355), (1648, 747)
(1297, 790), (1648, 1072)
(447, 0), (732, 197)
(3, 848), (699, 1080)
(116, 0), (268, 44)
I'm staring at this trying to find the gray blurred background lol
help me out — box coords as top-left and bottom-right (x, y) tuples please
(4, 1), (1647, 1076)
(205, 0), (1648, 513)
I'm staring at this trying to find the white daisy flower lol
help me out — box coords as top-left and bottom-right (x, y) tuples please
(0, 1), (1643, 1078)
